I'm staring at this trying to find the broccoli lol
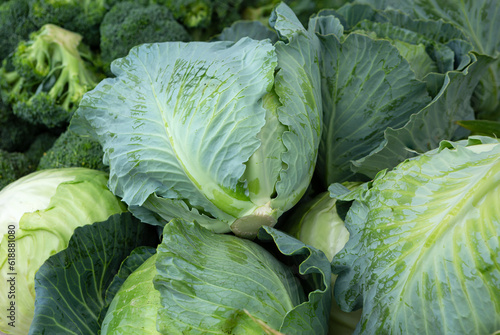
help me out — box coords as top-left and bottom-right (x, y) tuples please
(27, 0), (108, 48)
(0, 0), (37, 61)
(158, 0), (213, 29)
(0, 132), (57, 190)
(0, 150), (33, 190)
(37, 128), (108, 171)
(157, 0), (245, 39)
(100, 2), (190, 69)
(241, 0), (317, 27)
(0, 96), (43, 152)
(0, 24), (103, 129)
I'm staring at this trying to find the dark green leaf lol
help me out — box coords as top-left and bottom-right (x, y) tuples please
(29, 213), (159, 335)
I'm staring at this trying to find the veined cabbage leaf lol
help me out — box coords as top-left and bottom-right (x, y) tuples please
(355, 0), (500, 120)
(311, 4), (493, 185)
(330, 136), (500, 334)
(28, 214), (158, 335)
(70, 3), (322, 237)
(98, 219), (332, 334)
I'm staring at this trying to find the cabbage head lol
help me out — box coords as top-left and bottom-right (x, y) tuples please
(0, 168), (127, 334)
(100, 219), (332, 335)
(70, 3), (323, 237)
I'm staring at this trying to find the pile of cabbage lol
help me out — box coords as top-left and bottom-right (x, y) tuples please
(1, 2), (499, 334)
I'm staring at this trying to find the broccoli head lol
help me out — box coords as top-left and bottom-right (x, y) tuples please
(1, 24), (103, 128)
(0, 0), (37, 61)
(156, 0), (248, 38)
(0, 131), (57, 190)
(0, 150), (33, 190)
(0, 97), (43, 152)
(37, 128), (107, 171)
(28, 0), (108, 47)
(100, 2), (191, 68)
(158, 0), (213, 29)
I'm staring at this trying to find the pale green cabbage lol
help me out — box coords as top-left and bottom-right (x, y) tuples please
(0, 168), (126, 334)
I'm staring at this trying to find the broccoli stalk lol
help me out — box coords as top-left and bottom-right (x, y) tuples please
(0, 66), (27, 102)
(2, 24), (103, 128)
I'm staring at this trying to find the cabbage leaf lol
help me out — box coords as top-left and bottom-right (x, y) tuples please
(331, 137), (500, 334)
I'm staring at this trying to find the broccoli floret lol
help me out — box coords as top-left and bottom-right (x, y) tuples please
(242, 0), (316, 27)
(158, 0), (213, 29)
(0, 0), (37, 62)
(0, 131), (57, 190)
(156, 0), (250, 39)
(0, 150), (33, 190)
(0, 103), (43, 152)
(100, 2), (190, 68)
(1, 24), (103, 128)
(28, 0), (108, 47)
(37, 129), (107, 171)
(0, 78), (45, 152)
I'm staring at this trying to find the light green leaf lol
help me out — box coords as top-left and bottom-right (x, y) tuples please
(270, 3), (323, 211)
(154, 220), (304, 334)
(243, 90), (287, 206)
(101, 251), (161, 335)
(0, 168), (127, 334)
(332, 137), (500, 334)
(71, 38), (277, 232)
(153, 219), (332, 335)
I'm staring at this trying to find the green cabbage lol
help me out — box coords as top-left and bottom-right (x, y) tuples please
(0, 168), (126, 334)
(70, 3), (323, 237)
(100, 219), (332, 334)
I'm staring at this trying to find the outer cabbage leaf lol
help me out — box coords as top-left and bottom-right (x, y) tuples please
(71, 37), (276, 233)
(315, 25), (431, 184)
(268, 3), (323, 213)
(353, 52), (492, 178)
(355, 0), (500, 119)
(312, 8), (492, 184)
(0, 168), (127, 335)
(283, 183), (364, 335)
(28, 213), (159, 335)
(212, 20), (278, 43)
(153, 219), (331, 334)
(331, 137), (500, 334)
(101, 252), (161, 335)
